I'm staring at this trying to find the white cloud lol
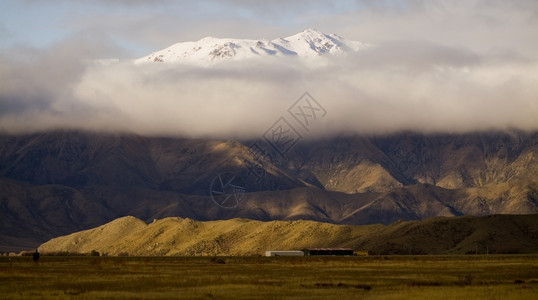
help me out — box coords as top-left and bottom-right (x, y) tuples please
(1, 0), (537, 137)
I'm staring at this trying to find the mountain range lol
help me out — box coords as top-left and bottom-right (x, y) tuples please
(1, 130), (537, 252)
(1, 30), (537, 253)
(134, 28), (369, 65)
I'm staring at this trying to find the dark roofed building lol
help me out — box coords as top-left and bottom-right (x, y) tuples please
(302, 248), (354, 256)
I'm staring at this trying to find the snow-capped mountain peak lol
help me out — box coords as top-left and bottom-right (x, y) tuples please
(274, 28), (363, 56)
(135, 29), (369, 65)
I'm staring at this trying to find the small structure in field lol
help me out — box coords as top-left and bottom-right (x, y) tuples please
(265, 250), (305, 257)
(302, 248), (354, 256)
(32, 249), (40, 262)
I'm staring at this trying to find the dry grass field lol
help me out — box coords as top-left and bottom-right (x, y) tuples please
(1, 255), (537, 299)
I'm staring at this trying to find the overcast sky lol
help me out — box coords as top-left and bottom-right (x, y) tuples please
(1, 0), (537, 137)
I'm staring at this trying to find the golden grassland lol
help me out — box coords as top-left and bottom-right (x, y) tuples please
(1, 255), (537, 299)
(38, 215), (538, 257)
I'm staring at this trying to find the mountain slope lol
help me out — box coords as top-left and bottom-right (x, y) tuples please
(38, 214), (538, 256)
(294, 132), (538, 191)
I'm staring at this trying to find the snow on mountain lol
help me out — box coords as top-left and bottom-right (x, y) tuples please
(135, 29), (369, 66)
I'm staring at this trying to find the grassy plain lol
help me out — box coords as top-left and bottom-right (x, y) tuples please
(1, 255), (537, 299)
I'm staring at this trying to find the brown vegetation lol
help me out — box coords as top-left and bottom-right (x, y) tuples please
(1, 255), (537, 299)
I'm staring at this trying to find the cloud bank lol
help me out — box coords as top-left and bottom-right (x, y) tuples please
(1, 0), (537, 137)
(1, 42), (536, 138)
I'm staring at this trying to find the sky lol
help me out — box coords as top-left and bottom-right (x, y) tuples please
(1, 0), (537, 137)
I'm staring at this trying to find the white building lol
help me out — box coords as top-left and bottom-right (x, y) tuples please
(265, 250), (304, 257)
